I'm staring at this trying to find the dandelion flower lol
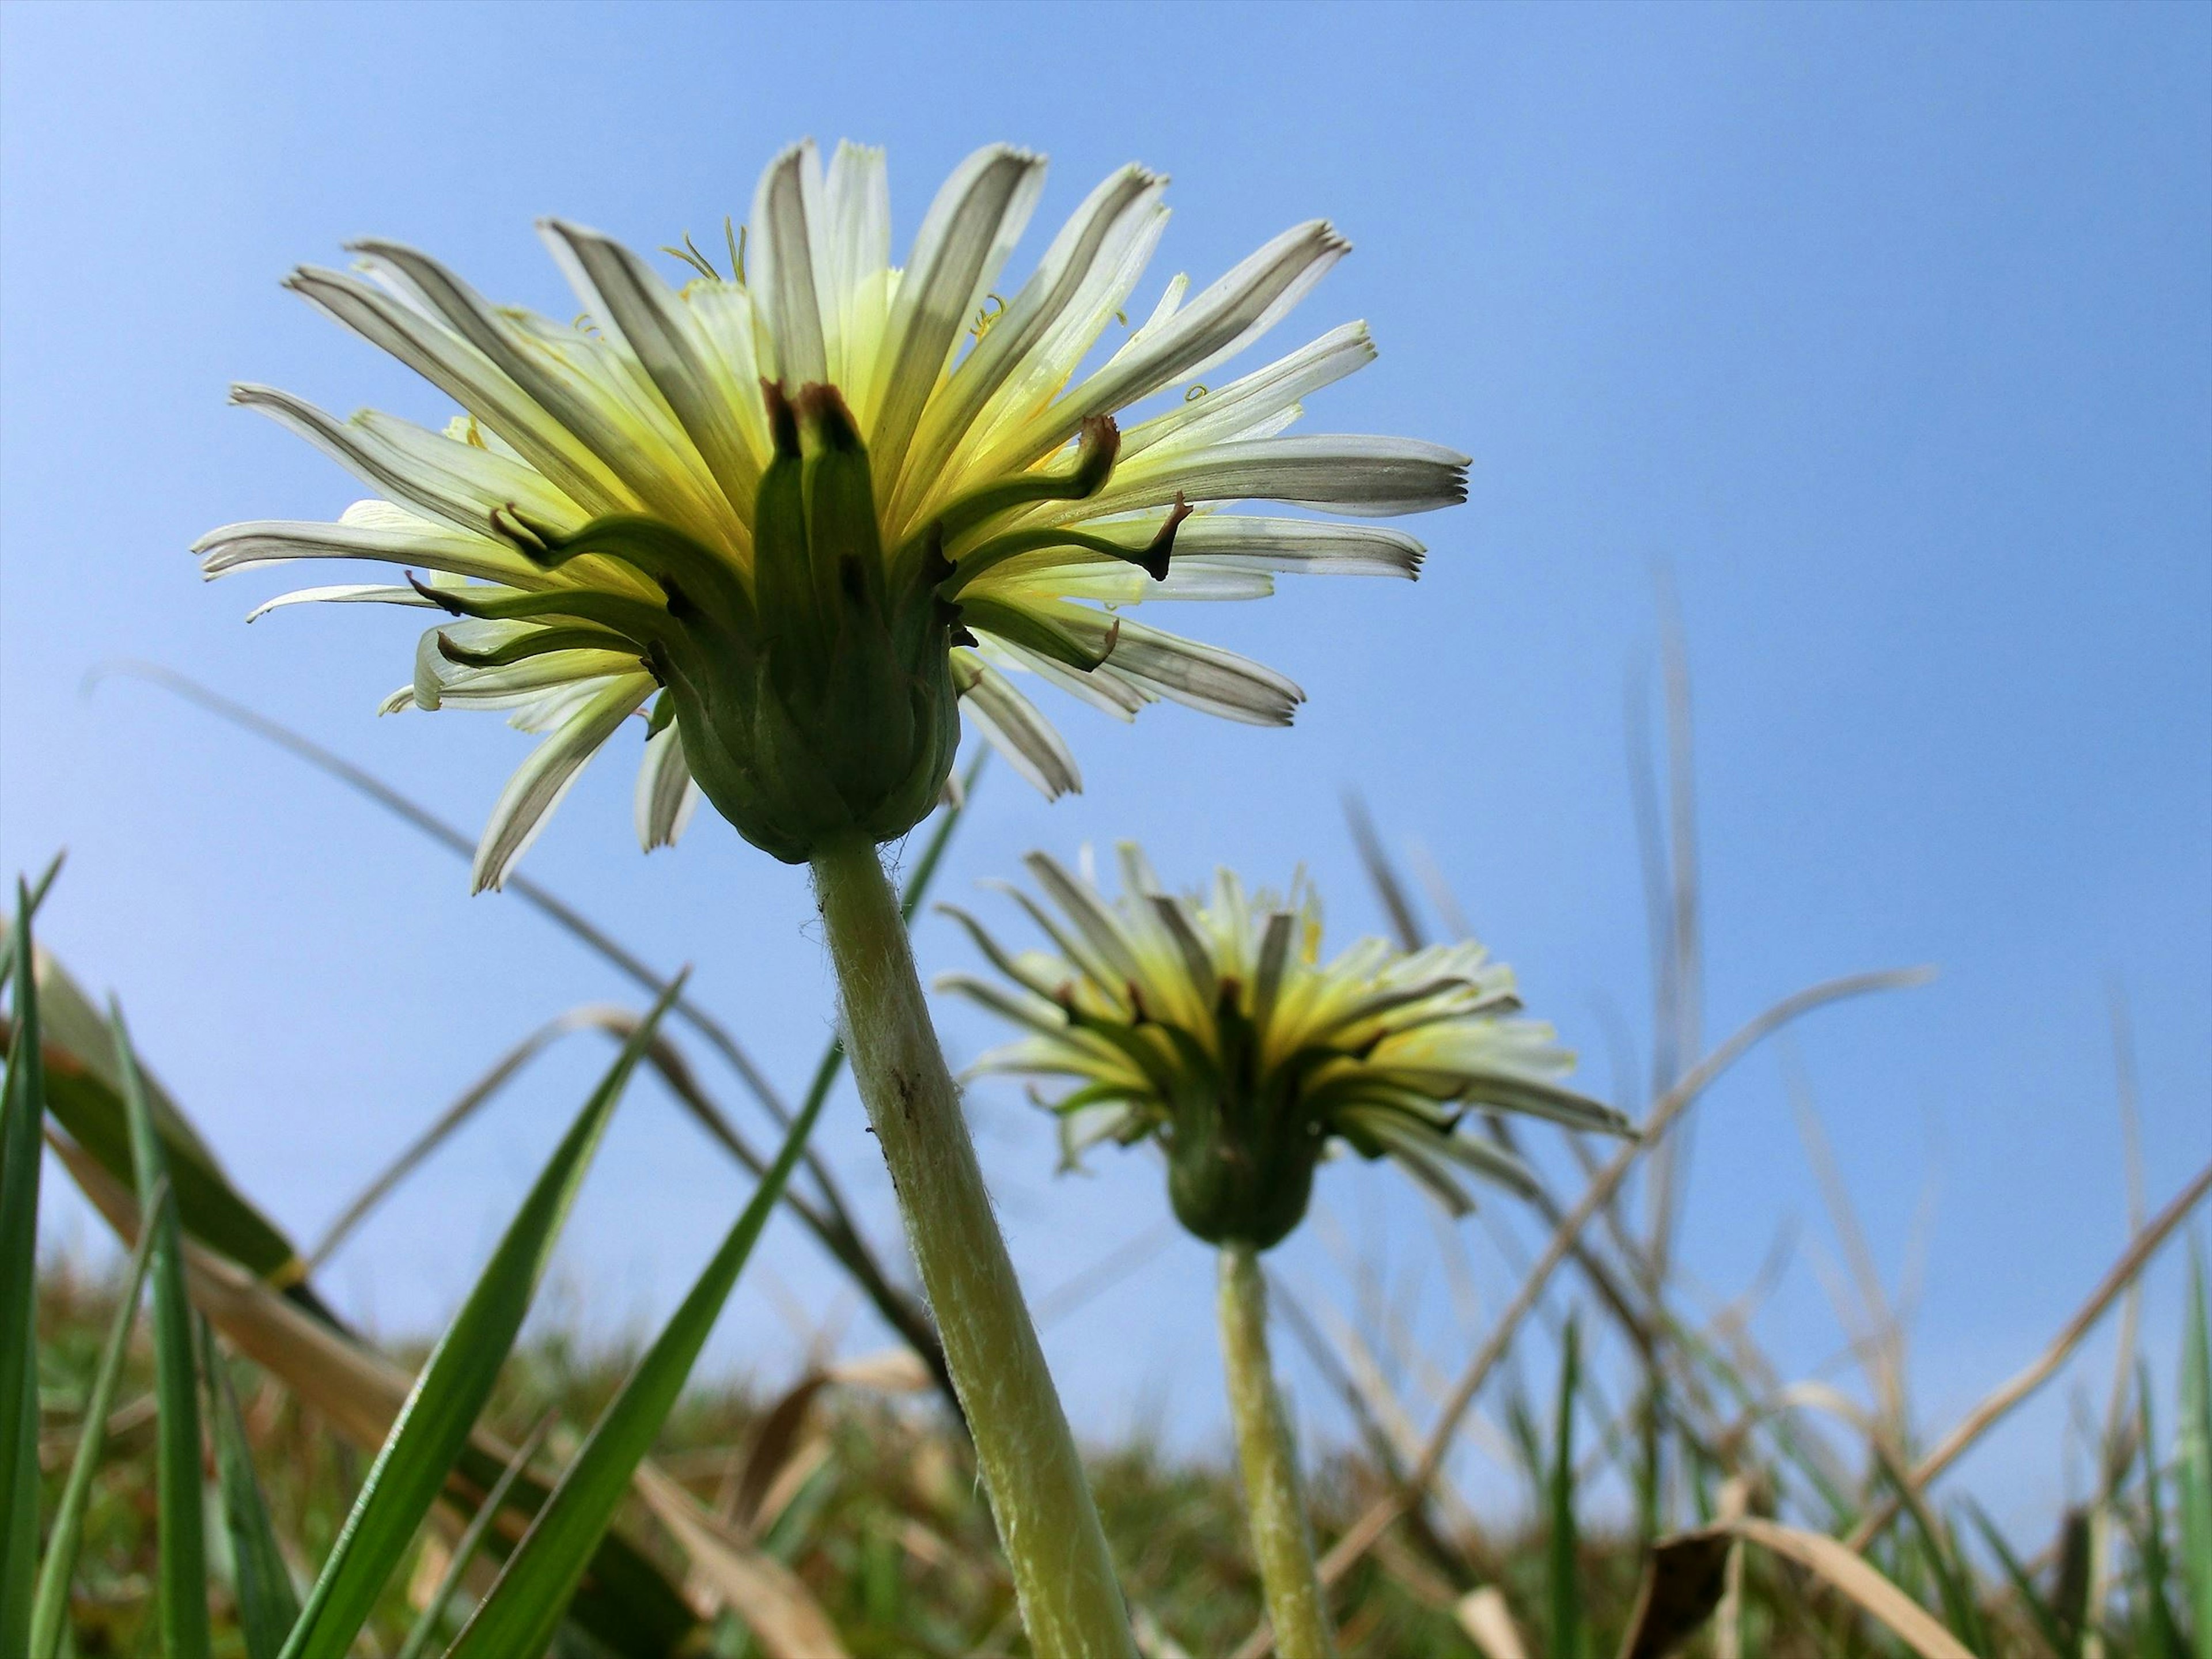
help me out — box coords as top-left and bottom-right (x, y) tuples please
(943, 843), (1630, 1658)
(940, 844), (1630, 1249)
(198, 140), (1466, 885)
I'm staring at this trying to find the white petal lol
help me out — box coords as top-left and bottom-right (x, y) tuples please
(412, 621), (642, 712)
(194, 513), (541, 586)
(973, 600), (1301, 722)
(680, 281), (775, 459)
(961, 206), (1171, 475)
(1165, 514), (1425, 578)
(231, 384), (582, 537)
(1055, 1100), (1145, 1172)
(472, 673), (652, 892)
(869, 145), (1047, 489)
(1022, 851), (1145, 985)
(1118, 321), (1374, 463)
(953, 648), (1081, 798)
(1094, 615), (1305, 725)
(748, 140), (832, 386)
(981, 554), (1274, 604)
(1007, 221), (1348, 467)
(976, 635), (1150, 721)
(1065, 433), (1470, 521)
(634, 719), (701, 850)
(286, 264), (634, 516)
(245, 583), (439, 622)
(539, 218), (764, 513)
(934, 975), (1077, 1042)
(347, 241), (732, 538)
(896, 165), (1166, 518)
(822, 141), (892, 391)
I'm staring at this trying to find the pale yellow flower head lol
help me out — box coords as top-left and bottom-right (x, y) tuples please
(198, 140), (1467, 884)
(937, 844), (1631, 1250)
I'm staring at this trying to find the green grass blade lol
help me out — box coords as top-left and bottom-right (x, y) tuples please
(393, 1415), (554, 1659)
(33, 963), (695, 1658)
(2139, 1362), (2186, 1657)
(2055, 1506), (2095, 1653)
(0, 853), (65, 996)
(1881, 1461), (1986, 1651)
(2179, 1243), (2211, 1658)
(445, 1039), (839, 1658)
(1938, 1508), (1993, 1654)
(1965, 1499), (2071, 1658)
(28, 1182), (163, 1659)
(1548, 1315), (1582, 1659)
(112, 999), (212, 1659)
(203, 1314), (302, 1658)
(279, 976), (681, 1659)
(1, 885), (49, 1658)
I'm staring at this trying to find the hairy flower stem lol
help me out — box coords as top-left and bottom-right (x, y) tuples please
(1218, 1243), (1337, 1659)
(809, 838), (1135, 1658)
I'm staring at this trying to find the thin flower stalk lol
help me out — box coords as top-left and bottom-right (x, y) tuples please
(814, 839), (1130, 1652)
(1220, 1241), (1335, 1659)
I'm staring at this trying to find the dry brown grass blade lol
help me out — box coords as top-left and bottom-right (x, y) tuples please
(1790, 1075), (1910, 1435)
(1344, 796), (1676, 1454)
(1342, 791), (1425, 952)
(633, 1464), (850, 1659)
(1619, 1517), (1976, 1659)
(1229, 965), (1931, 1659)
(1844, 1154), (2212, 1554)
(724, 1350), (927, 1535)
(1615, 1529), (1734, 1659)
(1641, 584), (1704, 1294)
(732, 1372), (830, 1537)
(1711, 1475), (1754, 1659)
(824, 1347), (934, 1393)
(52, 1132), (846, 1650)
(1373, 1531), (1460, 1608)
(1454, 1586), (1531, 1659)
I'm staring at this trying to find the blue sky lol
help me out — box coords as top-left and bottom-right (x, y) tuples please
(3, 1), (2207, 1530)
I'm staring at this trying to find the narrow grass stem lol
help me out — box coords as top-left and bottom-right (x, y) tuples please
(808, 838), (1134, 1659)
(1219, 1243), (1336, 1659)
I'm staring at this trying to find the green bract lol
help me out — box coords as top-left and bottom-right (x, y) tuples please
(940, 844), (1633, 1249)
(431, 386), (978, 861)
